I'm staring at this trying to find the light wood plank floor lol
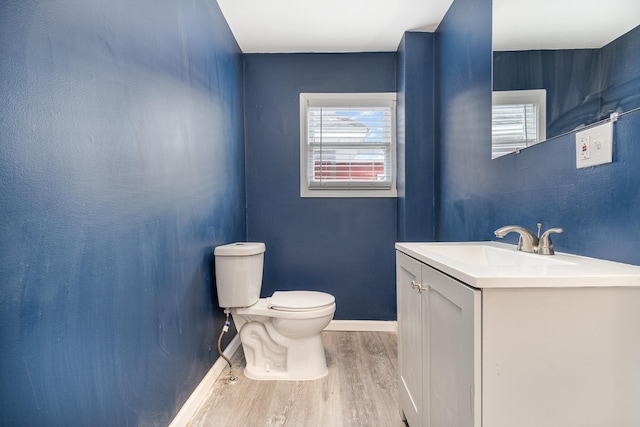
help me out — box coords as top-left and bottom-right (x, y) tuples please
(187, 331), (407, 427)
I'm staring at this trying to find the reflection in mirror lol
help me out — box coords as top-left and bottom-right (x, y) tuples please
(492, 89), (546, 159)
(492, 0), (640, 159)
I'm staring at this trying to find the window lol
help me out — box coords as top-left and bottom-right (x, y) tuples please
(300, 93), (397, 198)
(492, 89), (546, 159)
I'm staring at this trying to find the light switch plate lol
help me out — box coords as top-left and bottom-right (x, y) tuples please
(575, 121), (613, 168)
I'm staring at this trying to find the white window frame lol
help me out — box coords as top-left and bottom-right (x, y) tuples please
(299, 92), (397, 198)
(492, 89), (547, 159)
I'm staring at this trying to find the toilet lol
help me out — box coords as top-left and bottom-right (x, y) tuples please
(214, 242), (336, 381)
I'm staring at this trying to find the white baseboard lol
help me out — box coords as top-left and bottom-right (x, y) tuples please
(169, 334), (241, 427)
(324, 319), (397, 332)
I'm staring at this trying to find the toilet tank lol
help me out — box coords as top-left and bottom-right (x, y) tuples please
(214, 242), (265, 308)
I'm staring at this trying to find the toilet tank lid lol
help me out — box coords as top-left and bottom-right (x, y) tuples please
(268, 291), (335, 311)
(214, 242), (265, 256)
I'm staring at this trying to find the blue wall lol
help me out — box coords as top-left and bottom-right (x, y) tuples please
(397, 32), (436, 242)
(435, 0), (640, 266)
(435, 0), (493, 242)
(243, 53), (398, 321)
(0, 0), (245, 425)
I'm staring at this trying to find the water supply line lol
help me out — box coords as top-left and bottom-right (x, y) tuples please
(217, 310), (238, 384)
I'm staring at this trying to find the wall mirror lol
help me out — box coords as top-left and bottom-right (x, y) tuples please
(492, 0), (640, 159)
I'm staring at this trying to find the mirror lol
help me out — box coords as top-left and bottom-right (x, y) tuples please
(492, 0), (640, 158)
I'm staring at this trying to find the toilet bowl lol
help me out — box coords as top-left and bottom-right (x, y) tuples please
(214, 242), (336, 381)
(232, 291), (335, 380)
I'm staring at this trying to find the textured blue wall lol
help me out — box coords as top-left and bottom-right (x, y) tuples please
(489, 111), (640, 264)
(435, 0), (493, 242)
(436, 0), (640, 266)
(0, 0), (245, 425)
(244, 53), (398, 321)
(397, 32), (436, 242)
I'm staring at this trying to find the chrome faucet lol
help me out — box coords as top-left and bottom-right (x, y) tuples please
(494, 225), (539, 253)
(494, 224), (564, 255)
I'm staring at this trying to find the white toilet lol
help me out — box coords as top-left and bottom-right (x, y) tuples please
(214, 242), (336, 381)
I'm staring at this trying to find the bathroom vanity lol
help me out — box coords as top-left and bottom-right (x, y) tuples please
(396, 242), (640, 427)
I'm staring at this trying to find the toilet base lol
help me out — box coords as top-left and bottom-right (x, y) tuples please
(237, 319), (330, 381)
(243, 353), (328, 381)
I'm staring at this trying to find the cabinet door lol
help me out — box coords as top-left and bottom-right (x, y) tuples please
(424, 265), (481, 427)
(396, 252), (425, 427)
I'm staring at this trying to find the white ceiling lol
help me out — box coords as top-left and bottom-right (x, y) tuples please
(216, 0), (454, 53)
(216, 0), (640, 53)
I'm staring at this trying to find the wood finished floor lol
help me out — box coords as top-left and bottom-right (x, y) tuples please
(187, 331), (406, 427)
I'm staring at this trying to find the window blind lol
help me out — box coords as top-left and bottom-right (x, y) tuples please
(492, 89), (546, 159)
(306, 106), (393, 189)
(492, 103), (539, 157)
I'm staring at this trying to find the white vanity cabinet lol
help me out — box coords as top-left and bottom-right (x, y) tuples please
(396, 242), (640, 427)
(397, 251), (481, 427)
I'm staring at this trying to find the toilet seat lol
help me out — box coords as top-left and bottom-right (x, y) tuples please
(233, 293), (336, 320)
(268, 291), (335, 312)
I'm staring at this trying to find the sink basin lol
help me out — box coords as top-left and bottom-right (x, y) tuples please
(420, 243), (572, 267)
(395, 241), (640, 288)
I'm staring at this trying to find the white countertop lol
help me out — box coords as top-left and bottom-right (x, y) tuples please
(396, 241), (640, 288)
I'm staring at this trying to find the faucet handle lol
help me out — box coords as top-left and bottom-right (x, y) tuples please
(538, 228), (563, 255)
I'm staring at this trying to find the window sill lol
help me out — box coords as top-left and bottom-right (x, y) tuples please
(300, 188), (398, 198)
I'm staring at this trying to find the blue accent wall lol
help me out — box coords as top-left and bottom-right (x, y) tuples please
(435, 0), (640, 266)
(244, 53), (398, 321)
(397, 32), (436, 242)
(489, 111), (640, 264)
(435, 0), (493, 242)
(0, 0), (245, 425)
